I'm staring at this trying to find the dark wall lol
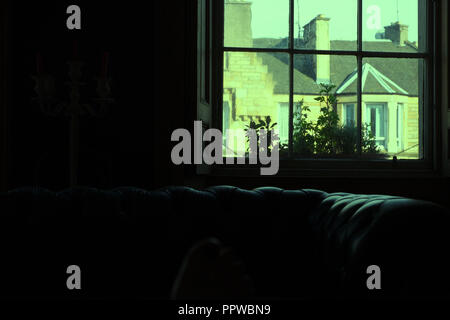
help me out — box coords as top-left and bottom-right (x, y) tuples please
(8, 1), (192, 190)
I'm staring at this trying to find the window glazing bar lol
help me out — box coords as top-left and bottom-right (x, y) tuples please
(357, 0), (363, 156)
(289, 0), (294, 157)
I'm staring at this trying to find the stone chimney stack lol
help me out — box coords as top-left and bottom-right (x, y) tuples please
(224, 0), (253, 47)
(302, 14), (331, 84)
(384, 22), (409, 46)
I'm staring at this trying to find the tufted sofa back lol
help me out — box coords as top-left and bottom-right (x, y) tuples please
(0, 185), (449, 299)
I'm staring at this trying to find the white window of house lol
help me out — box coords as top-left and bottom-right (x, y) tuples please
(397, 103), (404, 151)
(210, 0), (443, 172)
(278, 103), (290, 144)
(223, 101), (231, 147)
(343, 104), (356, 127)
(366, 103), (388, 151)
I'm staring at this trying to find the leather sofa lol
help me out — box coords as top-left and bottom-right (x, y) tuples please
(0, 185), (449, 299)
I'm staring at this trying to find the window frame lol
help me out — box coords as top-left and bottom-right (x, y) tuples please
(210, 0), (445, 176)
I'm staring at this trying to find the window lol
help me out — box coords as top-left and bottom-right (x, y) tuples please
(278, 102), (290, 144)
(223, 101), (231, 147)
(397, 103), (405, 152)
(343, 104), (356, 126)
(366, 103), (388, 151)
(220, 0), (436, 167)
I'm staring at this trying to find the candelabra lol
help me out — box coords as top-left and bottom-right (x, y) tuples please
(32, 60), (114, 186)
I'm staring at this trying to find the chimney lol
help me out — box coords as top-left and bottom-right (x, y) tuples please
(384, 22), (409, 46)
(302, 14), (331, 84)
(224, 0), (253, 47)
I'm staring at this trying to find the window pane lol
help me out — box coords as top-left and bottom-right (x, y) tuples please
(366, 103), (388, 151)
(278, 103), (290, 144)
(363, 0), (426, 52)
(295, 0), (357, 50)
(223, 52), (289, 157)
(343, 104), (356, 126)
(224, 0), (289, 49)
(362, 57), (422, 159)
(293, 54), (358, 158)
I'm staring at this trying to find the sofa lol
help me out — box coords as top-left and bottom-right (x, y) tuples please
(0, 185), (449, 299)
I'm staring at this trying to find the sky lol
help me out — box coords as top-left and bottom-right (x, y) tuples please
(249, 0), (419, 42)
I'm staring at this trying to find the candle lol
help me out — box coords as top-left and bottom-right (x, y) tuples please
(36, 52), (43, 74)
(101, 52), (109, 77)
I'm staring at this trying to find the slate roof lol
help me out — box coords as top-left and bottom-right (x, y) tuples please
(250, 38), (419, 96)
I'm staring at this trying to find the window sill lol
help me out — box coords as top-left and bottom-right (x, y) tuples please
(209, 159), (439, 179)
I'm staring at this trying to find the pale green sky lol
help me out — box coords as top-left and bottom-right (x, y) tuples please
(250, 0), (419, 42)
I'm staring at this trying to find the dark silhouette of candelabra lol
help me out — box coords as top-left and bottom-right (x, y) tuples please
(32, 59), (114, 186)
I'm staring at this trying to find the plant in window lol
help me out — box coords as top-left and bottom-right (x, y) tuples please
(244, 116), (279, 157)
(293, 83), (381, 157)
(293, 99), (315, 156)
(361, 124), (381, 155)
(313, 84), (341, 155)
